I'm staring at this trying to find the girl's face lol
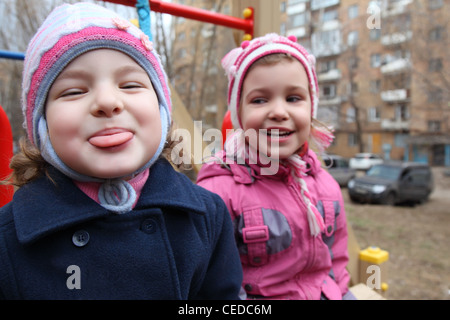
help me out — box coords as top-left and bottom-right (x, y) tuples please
(46, 49), (161, 179)
(239, 58), (312, 160)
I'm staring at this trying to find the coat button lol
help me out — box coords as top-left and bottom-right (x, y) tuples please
(141, 218), (157, 234)
(72, 230), (90, 247)
(244, 284), (253, 292)
(327, 225), (333, 233)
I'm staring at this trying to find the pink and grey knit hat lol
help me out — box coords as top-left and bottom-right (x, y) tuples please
(222, 34), (319, 128)
(21, 2), (171, 214)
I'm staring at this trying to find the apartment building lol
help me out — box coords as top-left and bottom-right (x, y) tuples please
(170, 0), (449, 165)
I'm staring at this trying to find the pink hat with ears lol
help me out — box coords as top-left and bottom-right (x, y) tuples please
(222, 33), (319, 128)
(221, 33), (333, 153)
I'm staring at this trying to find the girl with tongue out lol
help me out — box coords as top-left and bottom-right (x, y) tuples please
(0, 3), (242, 299)
(197, 34), (353, 300)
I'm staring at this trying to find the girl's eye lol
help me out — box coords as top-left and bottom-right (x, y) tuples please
(60, 89), (84, 97)
(121, 82), (143, 89)
(287, 96), (302, 102)
(251, 98), (267, 104)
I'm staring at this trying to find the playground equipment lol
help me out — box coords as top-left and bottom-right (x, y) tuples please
(0, 104), (14, 206)
(105, 0), (254, 40)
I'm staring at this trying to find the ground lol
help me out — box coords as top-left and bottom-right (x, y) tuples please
(344, 167), (450, 300)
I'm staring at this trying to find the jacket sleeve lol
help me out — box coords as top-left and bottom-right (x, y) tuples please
(193, 192), (243, 300)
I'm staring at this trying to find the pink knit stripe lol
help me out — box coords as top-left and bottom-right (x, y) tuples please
(27, 15), (117, 72)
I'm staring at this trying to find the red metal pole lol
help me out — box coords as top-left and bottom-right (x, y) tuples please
(103, 0), (254, 37)
(0, 104), (14, 206)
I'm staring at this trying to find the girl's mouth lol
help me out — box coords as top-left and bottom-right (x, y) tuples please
(261, 129), (294, 138)
(89, 128), (134, 148)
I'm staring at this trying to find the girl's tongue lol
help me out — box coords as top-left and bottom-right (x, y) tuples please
(89, 131), (133, 148)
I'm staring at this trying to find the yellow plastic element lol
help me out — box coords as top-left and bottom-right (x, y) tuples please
(243, 8), (252, 19)
(359, 246), (389, 264)
(243, 34), (252, 41)
(130, 19), (139, 28)
(381, 282), (389, 291)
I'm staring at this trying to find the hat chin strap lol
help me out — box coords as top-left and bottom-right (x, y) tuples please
(36, 107), (169, 214)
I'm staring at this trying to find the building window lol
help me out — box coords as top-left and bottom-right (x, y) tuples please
(428, 88), (443, 102)
(429, 26), (444, 41)
(280, 1), (286, 13)
(429, 0), (443, 9)
(346, 107), (356, 123)
(370, 79), (381, 93)
(428, 121), (441, 132)
(368, 107), (381, 122)
(348, 56), (358, 69)
(350, 82), (358, 94)
(395, 104), (409, 121)
(321, 84), (336, 99)
(280, 22), (287, 36)
(177, 48), (186, 59)
(319, 59), (337, 73)
(347, 31), (359, 46)
(291, 12), (307, 27)
(348, 4), (359, 19)
(322, 9), (338, 22)
(370, 28), (381, 41)
(348, 133), (358, 147)
(370, 53), (381, 67)
(429, 58), (443, 72)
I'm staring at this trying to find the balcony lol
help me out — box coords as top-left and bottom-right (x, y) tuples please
(318, 69), (341, 82)
(381, 89), (409, 102)
(319, 96), (341, 106)
(311, 0), (340, 11)
(383, 0), (414, 16)
(381, 58), (410, 74)
(381, 31), (412, 46)
(381, 119), (409, 131)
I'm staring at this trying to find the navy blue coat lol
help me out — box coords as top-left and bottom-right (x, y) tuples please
(0, 158), (243, 299)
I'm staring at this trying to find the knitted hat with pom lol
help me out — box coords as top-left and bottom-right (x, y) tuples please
(21, 2), (171, 214)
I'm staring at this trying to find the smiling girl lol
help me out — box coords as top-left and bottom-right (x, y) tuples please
(197, 34), (353, 300)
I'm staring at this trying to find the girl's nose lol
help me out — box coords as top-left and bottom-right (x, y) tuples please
(268, 99), (289, 121)
(91, 86), (124, 117)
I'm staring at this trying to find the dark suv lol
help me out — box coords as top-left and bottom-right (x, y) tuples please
(347, 161), (434, 205)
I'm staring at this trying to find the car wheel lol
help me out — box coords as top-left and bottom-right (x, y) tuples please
(382, 192), (396, 206)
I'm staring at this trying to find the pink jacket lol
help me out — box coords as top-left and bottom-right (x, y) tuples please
(197, 150), (350, 300)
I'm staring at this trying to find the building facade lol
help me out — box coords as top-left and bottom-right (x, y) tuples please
(282, 0), (449, 165)
(170, 0), (449, 165)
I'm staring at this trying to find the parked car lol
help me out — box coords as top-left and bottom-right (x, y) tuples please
(347, 161), (434, 205)
(323, 154), (356, 187)
(349, 153), (384, 171)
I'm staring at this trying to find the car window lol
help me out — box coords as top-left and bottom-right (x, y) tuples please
(366, 165), (402, 180)
(405, 171), (430, 186)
